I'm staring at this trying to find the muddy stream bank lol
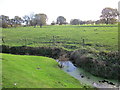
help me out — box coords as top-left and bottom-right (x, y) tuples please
(2, 45), (120, 88)
(57, 60), (119, 89)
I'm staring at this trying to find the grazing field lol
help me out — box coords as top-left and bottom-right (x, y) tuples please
(2, 25), (119, 88)
(2, 53), (89, 88)
(2, 25), (118, 51)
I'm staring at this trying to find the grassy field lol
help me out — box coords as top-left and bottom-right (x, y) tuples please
(1, 25), (118, 88)
(2, 53), (89, 88)
(2, 25), (118, 51)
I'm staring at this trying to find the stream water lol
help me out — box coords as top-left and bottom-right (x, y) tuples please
(56, 60), (120, 89)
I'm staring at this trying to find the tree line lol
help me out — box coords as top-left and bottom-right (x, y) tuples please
(0, 7), (119, 28)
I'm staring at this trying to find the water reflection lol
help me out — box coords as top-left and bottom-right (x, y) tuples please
(56, 60), (119, 88)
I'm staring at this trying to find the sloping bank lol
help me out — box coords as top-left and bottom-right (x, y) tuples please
(2, 53), (86, 88)
(1, 45), (120, 81)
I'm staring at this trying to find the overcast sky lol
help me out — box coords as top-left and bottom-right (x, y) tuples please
(0, 0), (119, 24)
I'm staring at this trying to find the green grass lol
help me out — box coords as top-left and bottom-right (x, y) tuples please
(2, 53), (87, 88)
(0, 53), (2, 89)
(2, 25), (118, 51)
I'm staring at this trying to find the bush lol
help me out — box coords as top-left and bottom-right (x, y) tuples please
(70, 49), (120, 80)
(2, 23), (8, 28)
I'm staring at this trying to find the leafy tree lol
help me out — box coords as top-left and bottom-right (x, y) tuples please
(0, 17), (2, 27)
(0, 15), (10, 28)
(100, 7), (119, 24)
(51, 21), (55, 25)
(79, 20), (86, 25)
(14, 16), (23, 25)
(56, 16), (66, 25)
(70, 19), (80, 25)
(85, 20), (95, 25)
(9, 19), (16, 27)
(33, 13), (47, 28)
(95, 20), (101, 24)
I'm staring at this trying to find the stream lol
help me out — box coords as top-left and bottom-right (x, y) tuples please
(56, 60), (120, 89)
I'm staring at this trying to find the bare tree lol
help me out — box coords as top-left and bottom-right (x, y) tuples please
(23, 15), (30, 26)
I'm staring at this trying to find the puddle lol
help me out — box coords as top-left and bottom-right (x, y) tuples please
(56, 60), (120, 88)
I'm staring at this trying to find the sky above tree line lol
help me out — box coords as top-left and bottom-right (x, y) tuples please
(0, 0), (119, 24)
